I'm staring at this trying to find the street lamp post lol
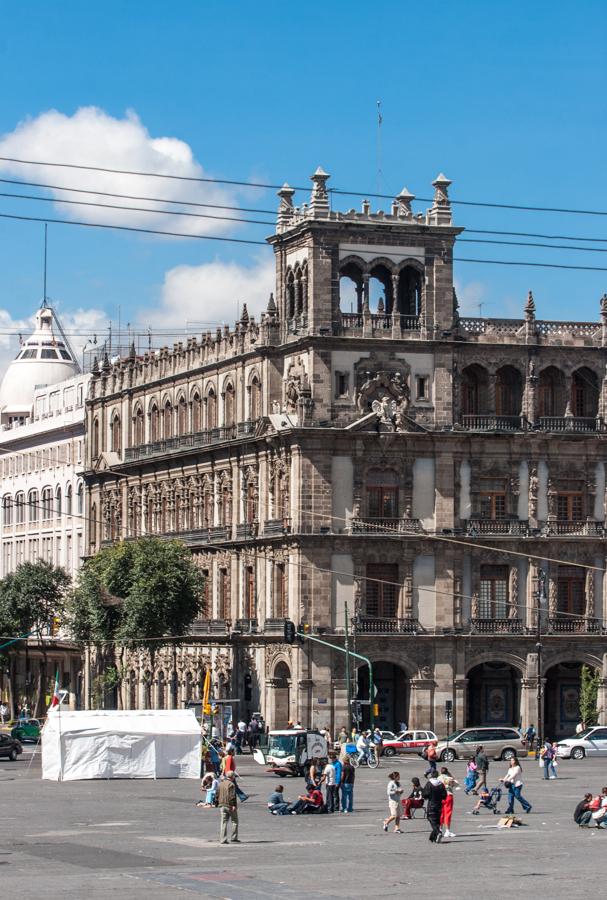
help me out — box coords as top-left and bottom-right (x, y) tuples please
(535, 568), (547, 756)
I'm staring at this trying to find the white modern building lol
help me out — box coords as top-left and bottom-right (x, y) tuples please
(0, 303), (89, 712)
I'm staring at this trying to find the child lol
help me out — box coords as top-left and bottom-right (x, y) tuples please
(464, 759), (478, 794)
(471, 785), (490, 814)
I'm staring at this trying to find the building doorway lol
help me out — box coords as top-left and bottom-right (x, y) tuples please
(544, 661), (586, 740)
(270, 661), (291, 730)
(466, 662), (521, 727)
(357, 662), (408, 732)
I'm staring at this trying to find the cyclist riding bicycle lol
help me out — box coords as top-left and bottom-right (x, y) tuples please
(356, 730), (372, 765)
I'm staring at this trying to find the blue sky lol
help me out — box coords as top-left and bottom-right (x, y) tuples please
(0, 0), (605, 370)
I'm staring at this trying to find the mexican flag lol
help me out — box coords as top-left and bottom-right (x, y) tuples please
(49, 671), (61, 709)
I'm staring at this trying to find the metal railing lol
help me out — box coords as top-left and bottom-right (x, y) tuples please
(354, 616), (421, 634)
(124, 419), (262, 462)
(462, 415), (525, 431)
(466, 519), (529, 536)
(547, 617), (603, 634)
(470, 617), (525, 634)
(350, 516), (423, 534)
(538, 416), (604, 433)
(546, 520), (604, 536)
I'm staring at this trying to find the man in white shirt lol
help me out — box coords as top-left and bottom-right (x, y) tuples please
(356, 731), (370, 765)
(323, 753), (338, 813)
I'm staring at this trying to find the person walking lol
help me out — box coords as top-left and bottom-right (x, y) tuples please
(422, 775), (447, 843)
(383, 771), (404, 833)
(501, 755), (532, 815)
(474, 746), (489, 793)
(541, 740), (557, 780)
(0, 702), (8, 726)
(323, 753), (338, 813)
(524, 724), (536, 752)
(438, 767), (459, 838)
(340, 757), (355, 813)
(223, 748), (249, 801)
(333, 753), (343, 811)
(217, 771), (240, 843)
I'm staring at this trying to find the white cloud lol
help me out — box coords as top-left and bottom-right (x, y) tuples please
(0, 107), (243, 236)
(147, 254), (275, 329)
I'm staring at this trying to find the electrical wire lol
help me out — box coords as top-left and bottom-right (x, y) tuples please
(1, 210), (607, 271)
(2, 154), (607, 217)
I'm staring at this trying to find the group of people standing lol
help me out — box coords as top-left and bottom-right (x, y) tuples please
(267, 751), (356, 815)
(382, 768), (458, 842)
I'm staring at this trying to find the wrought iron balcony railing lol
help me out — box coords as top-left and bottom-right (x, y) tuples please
(470, 617), (526, 634)
(462, 415), (525, 431)
(538, 416), (605, 433)
(466, 519), (529, 536)
(350, 516), (423, 534)
(354, 616), (421, 634)
(547, 617), (603, 634)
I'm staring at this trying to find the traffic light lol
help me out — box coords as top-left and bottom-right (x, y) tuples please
(244, 672), (252, 702)
(284, 620), (297, 644)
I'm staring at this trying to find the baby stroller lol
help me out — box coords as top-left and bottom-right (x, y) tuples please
(473, 786), (502, 815)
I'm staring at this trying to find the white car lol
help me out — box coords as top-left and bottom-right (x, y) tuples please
(556, 726), (607, 759)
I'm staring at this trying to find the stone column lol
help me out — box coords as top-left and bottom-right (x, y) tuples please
(453, 677), (468, 731)
(362, 274), (372, 337)
(409, 676), (435, 730)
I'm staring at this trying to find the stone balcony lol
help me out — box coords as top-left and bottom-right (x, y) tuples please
(547, 617), (604, 634)
(354, 616), (421, 634)
(337, 312), (421, 338)
(349, 516), (423, 535)
(458, 316), (604, 347)
(123, 419), (262, 463)
(538, 416), (605, 433)
(470, 617), (526, 634)
(467, 519), (529, 536)
(189, 618), (230, 635)
(461, 415), (526, 432)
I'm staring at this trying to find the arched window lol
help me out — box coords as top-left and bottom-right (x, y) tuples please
(495, 366), (523, 418)
(163, 400), (173, 439)
(77, 482), (83, 515)
(110, 411), (121, 453)
(15, 492), (25, 525)
(55, 486), (62, 518)
(461, 365), (489, 417)
(133, 406), (145, 445)
(396, 264), (423, 317)
(369, 262), (393, 315)
(206, 388), (217, 430)
(177, 395), (188, 435)
(42, 487), (53, 521)
(250, 375), (262, 420)
(191, 391), (202, 432)
(286, 268), (296, 319)
(2, 495), (12, 526)
(28, 490), (38, 523)
(150, 402), (160, 441)
(91, 417), (100, 459)
(571, 367), (599, 419)
(224, 382), (235, 428)
(339, 260), (364, 314)
(66, 484), (73, 516)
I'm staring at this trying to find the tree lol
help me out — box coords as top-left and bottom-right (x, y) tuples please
(0, 561), (71, 715)
(68, 538), (205, 708)
(579, 664), (600, 728)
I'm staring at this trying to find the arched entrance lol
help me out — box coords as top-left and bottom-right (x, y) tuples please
(467, 662), (521, 727)
(357, 662), (409, 732)
(544, 661), (588, 740)
(270, 661), (291, 729)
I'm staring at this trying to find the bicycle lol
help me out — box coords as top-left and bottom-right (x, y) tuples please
(348, 748), (379, 769)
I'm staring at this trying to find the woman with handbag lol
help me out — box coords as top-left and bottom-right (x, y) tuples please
(500, 756), (532, 814)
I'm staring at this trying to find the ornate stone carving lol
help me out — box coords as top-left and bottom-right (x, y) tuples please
(265, 643), (292, 678)
(508, 567), (519, 619)
(356, 367), (410, 415)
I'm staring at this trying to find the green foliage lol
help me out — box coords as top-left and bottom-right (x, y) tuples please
(0, 561), (71, 638)
(579, 664), (600, 727)
(68, 538), (205, 651)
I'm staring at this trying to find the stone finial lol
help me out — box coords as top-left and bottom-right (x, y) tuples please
(91, 355), (99, 375)
(266, 292), (277, 315)
(395, 186), (415, 216)
(101, 352), (110, 374)
(309, 166), (331, 218)
(240, 303), (249, 324)
(524, 290), (536, 321)
(600, 293), (607, 321)
(129, 341), (136, 359)
(432, 173), (452, 206)
(362, 199), (371, 215)
(277, 183), (295, 230)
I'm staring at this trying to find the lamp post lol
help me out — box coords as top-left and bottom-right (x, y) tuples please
(535, 568), (547, 757)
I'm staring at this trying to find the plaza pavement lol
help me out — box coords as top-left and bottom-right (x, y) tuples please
(1, 744), (606, 899)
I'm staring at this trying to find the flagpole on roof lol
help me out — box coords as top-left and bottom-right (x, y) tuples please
(376, 99), (383, 196)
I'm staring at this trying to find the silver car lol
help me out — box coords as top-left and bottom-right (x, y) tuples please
(556, 726), (607, 759)
(435, 726), (528, 762)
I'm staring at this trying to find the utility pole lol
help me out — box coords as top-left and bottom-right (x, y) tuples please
(535, 568), (547, 756)
(344, 602), (351, 728)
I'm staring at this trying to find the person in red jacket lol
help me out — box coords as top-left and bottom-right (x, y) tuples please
(288, 785), (324, 814)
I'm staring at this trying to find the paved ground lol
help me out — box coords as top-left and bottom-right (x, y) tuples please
(1, 744), (606, 899)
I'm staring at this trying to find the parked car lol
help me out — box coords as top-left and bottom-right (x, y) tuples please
(435, 727), (528, 762)
(556, 726), (607, 759)
(0, 733), (23, 761)
(11, 718), (41, 743)
(381, 730), (438, 757)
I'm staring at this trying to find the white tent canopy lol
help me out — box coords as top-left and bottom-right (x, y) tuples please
(42, 709), (201, 781)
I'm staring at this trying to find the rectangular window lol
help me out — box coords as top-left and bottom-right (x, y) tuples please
(218, 568), (230, 620)
(557, 566), (585, 617)
(556, 493), (583, 521)
(366, 470), (399, 519)
(365, 563), (399, 618)
(274, 563), (287, 618)
(244, 565), (256, 618)
(480, 493), (506, 519)
(335, 371), (349, 398)
(416, 375), (429, 400)
(479, 564), (509, 618)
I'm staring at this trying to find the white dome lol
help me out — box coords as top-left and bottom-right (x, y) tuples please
(0, 305), (80, 415)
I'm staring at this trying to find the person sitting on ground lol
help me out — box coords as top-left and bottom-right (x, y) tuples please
(267, 784), (291, 815)
(402, 777), (424, 819)
(196, 772), (219, 807)
(574, 793), (594, 826)
(288, 784), (324, 815)
(590, 786), (607, 828)
(471, 784), (491, 814)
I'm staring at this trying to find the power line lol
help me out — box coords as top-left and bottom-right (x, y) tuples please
(1, 155), (607, 217)
(3, 175), (606, 245)
(2, 210), (607, 271)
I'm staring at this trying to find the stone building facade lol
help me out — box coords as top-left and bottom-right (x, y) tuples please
(84, 170), (607, 738)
